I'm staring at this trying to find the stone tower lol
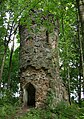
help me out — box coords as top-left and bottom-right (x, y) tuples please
(19, 12), (68, 108)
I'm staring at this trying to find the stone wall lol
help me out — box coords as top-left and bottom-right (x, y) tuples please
(20, 67), (49, 107)
(19, 15), (68, 108)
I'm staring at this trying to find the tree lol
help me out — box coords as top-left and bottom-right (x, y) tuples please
(76, 0), (84, 98)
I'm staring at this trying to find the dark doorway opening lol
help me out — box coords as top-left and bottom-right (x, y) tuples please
(25, 83), (36, 107)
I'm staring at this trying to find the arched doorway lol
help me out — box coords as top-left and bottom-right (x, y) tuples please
(24, 83), (36, 107)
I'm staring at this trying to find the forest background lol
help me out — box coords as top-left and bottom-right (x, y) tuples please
(0, 0), (84, 119)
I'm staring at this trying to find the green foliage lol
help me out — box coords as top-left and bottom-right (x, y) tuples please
(0, 100), (84, 119)
(20, 109), (41, 119)
(19, 108), (57, 119)
(78, 108), (84, 119)
(0, 101), (19, 119)
(53, 102), (80, 119)
(0, 101), (84, 119)
(0, 0), (80, 98)
(2, 91), (16, 103)
(0, 0), (84, 118)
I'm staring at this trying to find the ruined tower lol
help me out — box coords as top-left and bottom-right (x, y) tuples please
(19, 12), (68, 108)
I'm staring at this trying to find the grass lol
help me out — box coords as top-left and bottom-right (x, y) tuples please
(0, 101), (84, 119)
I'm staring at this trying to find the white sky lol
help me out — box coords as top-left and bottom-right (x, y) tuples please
(8, 36), (19, 51)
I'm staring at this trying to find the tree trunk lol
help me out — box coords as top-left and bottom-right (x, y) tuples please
(78, 65), (82, 107)
(0, 45), (8, 88)
(76, 9), (82, 105)
(76, 0), (84, 97)
(7, 38), (14, 89)
(67, 67), (71, 105)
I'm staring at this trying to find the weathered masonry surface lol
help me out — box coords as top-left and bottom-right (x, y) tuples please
(19, 15), (68, 108)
